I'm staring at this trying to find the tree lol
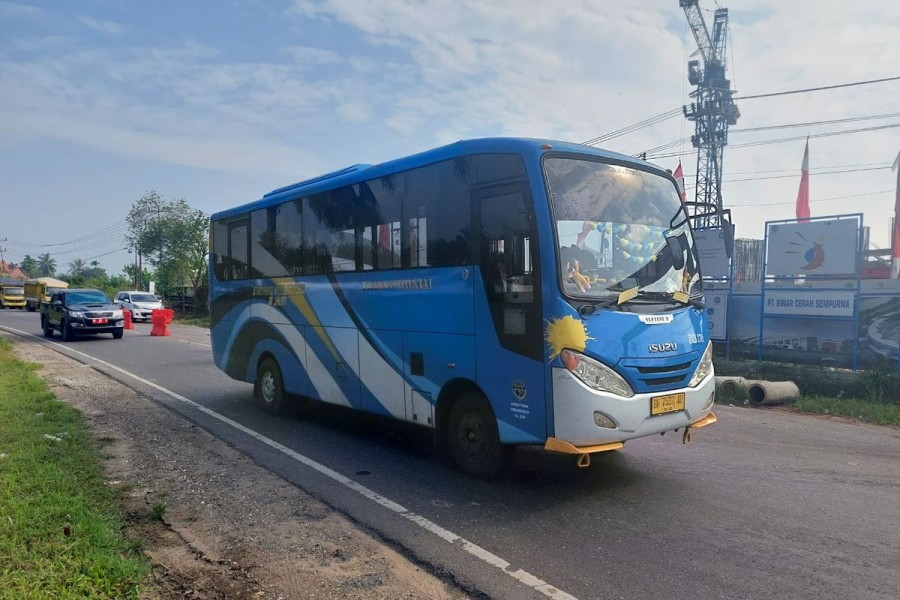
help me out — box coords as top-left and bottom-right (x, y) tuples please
(125, 191), (208, 303)
(68, 258), (86, 277)
(37, 253), (56, 277)
(20, 255), (38, 278)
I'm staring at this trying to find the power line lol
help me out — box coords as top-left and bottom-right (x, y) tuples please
(639, 112), (900, 158)
(582, 108), (682, 146)
(728, 189), (893, 207)
(732, 112), (900, 133)
(5, 221), (128, 249)
(645, 122), (900, 160)
(733, 75), (900, 101)
(581, 75), (900, 148)
(683, 165), (893, 186)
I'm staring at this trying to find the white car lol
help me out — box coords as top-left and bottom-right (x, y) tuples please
(114, 291), (164, 322)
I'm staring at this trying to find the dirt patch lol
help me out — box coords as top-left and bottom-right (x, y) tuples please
(5, 333), (469, 600)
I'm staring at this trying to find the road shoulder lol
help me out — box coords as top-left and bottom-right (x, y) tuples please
(4, 332), (469, 600)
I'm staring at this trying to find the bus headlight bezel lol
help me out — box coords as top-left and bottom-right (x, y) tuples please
(689, 342), (714, 388)
(561, 350), (634, 398)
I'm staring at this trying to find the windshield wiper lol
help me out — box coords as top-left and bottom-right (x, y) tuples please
(595, 288), (705, 310)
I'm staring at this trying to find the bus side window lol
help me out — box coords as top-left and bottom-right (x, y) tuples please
(407, 159), (473, 268)
(228, 221), (249, 280)
(212, 220), (229, 281)
(480, 192), (533, 304)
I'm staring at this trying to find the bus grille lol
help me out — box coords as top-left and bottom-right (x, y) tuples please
(619, 354), (699, 393)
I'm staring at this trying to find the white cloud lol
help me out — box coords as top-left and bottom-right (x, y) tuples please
(0, 1), (44, 20)
(76, 15), (126, 35)
(1, 0), (899, 249)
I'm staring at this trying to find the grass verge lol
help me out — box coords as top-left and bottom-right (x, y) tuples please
(793, 395), (900, 428)
(174, 315), (209, 328)
(0, 338), (149, 599)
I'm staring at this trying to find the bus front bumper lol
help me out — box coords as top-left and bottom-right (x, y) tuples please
(549, 366), (717, 449)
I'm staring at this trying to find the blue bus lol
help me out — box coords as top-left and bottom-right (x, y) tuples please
(209, 138), (717, 478)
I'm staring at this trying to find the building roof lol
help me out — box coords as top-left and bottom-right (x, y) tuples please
(0, 261), (27, 281)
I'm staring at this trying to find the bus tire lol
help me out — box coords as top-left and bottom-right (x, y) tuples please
(255, 357), (285, 414)
(446, 393), (510, 480)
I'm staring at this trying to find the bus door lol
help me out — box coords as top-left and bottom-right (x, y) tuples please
(473, 184), (546, 441)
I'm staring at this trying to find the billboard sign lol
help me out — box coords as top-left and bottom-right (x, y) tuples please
(763, 290), (855, 318)
(694, 228), (730, 278)
(705, 290), (729, 340)
(766, 219), (858, 276)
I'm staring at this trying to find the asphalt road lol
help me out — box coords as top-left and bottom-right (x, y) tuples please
(2, 309), (898, 600)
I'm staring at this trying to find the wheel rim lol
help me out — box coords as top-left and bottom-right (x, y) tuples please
(260, 370), (277, 405)
(456, 412), (490, 461)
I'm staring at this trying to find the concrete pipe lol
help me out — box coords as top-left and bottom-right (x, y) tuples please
(746, 380), (800, 406)
(715, 376), (749, 401)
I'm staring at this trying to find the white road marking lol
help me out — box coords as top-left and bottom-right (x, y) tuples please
(0, 324), (579, 600)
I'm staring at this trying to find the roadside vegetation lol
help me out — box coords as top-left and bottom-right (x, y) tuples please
(0, 338), (148, 598)
(715, 359), (900, 428)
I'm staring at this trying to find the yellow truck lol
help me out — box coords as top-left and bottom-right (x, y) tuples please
(0, 281), (27, 309)
(24, 277), (69, 312)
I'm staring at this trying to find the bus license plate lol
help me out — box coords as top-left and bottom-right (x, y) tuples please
(92, 318), (108, 325)
(650, 393), (685, 415)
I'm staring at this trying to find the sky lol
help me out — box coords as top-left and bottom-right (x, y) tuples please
(1, 0), (898, 277)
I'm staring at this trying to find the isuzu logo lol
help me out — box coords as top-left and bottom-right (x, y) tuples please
(648, 342), (678, 353)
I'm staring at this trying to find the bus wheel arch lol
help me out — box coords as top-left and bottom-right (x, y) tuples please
(254, 354), (285, 414)
(440, 384), (512, 480)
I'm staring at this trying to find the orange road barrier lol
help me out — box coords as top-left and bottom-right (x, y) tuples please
(150, 309), (170, 337)
(164, 308), (174, 324)
(122, 309), (134, 330)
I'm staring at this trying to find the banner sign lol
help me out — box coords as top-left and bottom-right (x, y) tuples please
(705, 290), (729, 340)
(766, 219), (858, 276)
(763, 290), (855, 318)
(694, 228), (730, 278)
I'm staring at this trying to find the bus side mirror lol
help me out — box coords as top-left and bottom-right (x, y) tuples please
(666, 236), (685, 270)
(723, 222), (735, 259)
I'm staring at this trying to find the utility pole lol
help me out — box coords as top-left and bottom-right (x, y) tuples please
(0, 238), (7, 273)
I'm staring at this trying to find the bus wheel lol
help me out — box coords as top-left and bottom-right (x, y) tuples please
(446, 393), (510, 480)
(255, 357), (284, 414)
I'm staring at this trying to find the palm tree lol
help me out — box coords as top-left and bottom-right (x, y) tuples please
(37, 253), (56, 277)
(68, 258), (86, 276)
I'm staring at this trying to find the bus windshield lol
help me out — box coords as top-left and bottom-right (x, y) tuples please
(544, 157), (701, 303)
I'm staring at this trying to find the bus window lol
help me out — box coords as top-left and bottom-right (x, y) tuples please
(356, 176), (404, 270)
(477, 185), (542, 359)
(406, 158), (474, 267)
(212, 220), (229, 281)
(228, 220), (249, 280)
(250, 201), (303, 277)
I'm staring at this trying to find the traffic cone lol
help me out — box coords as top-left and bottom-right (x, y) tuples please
(122, 309), (134, 330)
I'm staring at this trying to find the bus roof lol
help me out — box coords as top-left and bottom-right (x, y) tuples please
(211, 137), (666, 221)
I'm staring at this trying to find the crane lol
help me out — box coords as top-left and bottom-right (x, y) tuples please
(679, 0), (740, 229)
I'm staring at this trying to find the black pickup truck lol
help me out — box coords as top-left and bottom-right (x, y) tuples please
(41, 288), (125, 341)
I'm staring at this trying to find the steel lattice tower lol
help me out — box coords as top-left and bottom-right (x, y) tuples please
(679, 0), (740, 228)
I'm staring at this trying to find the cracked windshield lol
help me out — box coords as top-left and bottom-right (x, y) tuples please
(545, 157), (701, 302)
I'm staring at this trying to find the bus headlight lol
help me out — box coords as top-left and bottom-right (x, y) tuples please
(689, 342), (714, 388)
(561, 350), (634, 398)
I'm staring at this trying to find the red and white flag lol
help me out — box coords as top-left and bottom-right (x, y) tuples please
(795, 139), (811, 222)
(673, 161), (687, 205)
(892, 150), (900, 278)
